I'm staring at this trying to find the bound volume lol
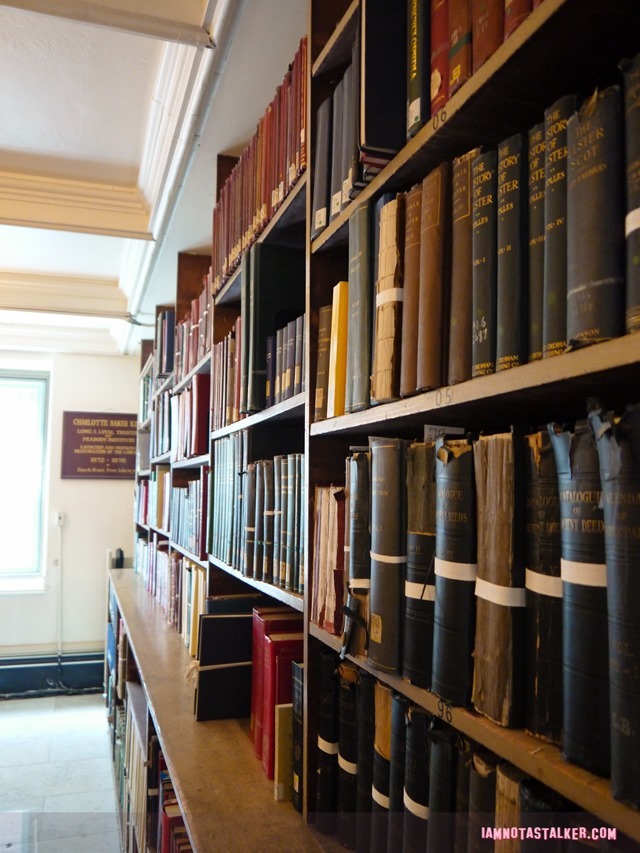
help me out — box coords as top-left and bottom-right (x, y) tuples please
(371, 682), (393, 853)
(348, 204), (373, 412)
(403, 706), (431, 851)
(426, 725), (458, 853)
(315, 651), (340, 834)
(406, 0), (430, 138)
(336, 661), (359, 848)
(356, 671), (376, 852)
(400, 183), (423, 397)
(472, 150), (497, 377)
(622, 52), (640, 333)
(388, 693), (411, 851)
(347, 449), (371, 658)
(527, 122), (545, 362)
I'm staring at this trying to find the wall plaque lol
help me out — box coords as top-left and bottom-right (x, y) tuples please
(61, 411), (137, 479)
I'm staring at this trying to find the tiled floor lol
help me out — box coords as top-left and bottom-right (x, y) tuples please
(0, 692), (120, 852)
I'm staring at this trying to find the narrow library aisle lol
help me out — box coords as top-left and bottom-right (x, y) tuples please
(0, 692), (119, 852)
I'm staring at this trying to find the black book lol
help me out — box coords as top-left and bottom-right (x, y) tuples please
(426, 725), (458, 853)
(253, 459), (265, 581)
(433, 438), (477, 706)
(371, 682), (393, 853)
(472, 149), (498, 376)
(347, 202), (373, 413)
(542, 93), (576, 358)
(528, 122), (545, 362)
(406, 0), (430, 139)
(315, 651), (340, 834)
(347, 449), (371, 658)
(496, 133), (527, 371)
(388, 693), (410, 852)
(589, 402), (640, 808)
(454, 735), (472, 853)
(467, 752), (497, 853)
(524, 430), (562, 745)
(329, 76), (345, 224)
(519, 778), (569, 853)
(403, 706), (431, 853)
(355, 670), (376, 853)
(311, 93), (333, 240)
(337, 662), (359, 849)
(403, 440), (436, 690)
(369, 437), (407, 673)
(262, 458), (274, 584)
(566, 86), (625, 348)
(292, 660), (304, 813)
(548, 419), (610, 777)
(622, 52), (640, 333)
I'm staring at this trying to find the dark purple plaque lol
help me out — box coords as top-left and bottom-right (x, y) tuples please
(61, 411), (137, 479)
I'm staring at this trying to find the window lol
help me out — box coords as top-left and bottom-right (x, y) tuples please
(0, 371), (49, 577)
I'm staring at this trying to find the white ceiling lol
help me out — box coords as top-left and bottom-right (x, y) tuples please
(0, 0), (307, 356)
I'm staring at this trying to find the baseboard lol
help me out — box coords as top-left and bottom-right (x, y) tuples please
(0, 651), (103, 697)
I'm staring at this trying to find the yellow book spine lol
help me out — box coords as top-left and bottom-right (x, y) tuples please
(326, 280), (349, 418)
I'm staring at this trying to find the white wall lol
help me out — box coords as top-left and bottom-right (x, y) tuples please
(0, 350), (139, 657)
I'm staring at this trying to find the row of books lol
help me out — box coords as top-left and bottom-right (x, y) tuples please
(314, 654), (627, 852)
(209, 433), (305, 594)
(314, 401), (640, 809)
(211, 37), (307, 295)
(169, 372), (210, 461)
(170, 470), (208, 561)
(147, 464), (171, 532)
(174, 279), (212, 383)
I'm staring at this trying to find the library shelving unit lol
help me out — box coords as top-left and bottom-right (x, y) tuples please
(304, 0), (640, 846)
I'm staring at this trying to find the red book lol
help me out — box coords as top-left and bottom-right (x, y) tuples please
(261, 632), (303, 779)
(504, 0), (531, 37)
(472, 0), (504, 72)
(431, 0), (450, 115)
(251, 608), (303, 758)
(191, 372), (210, 457)
(161, 801), (183, 853)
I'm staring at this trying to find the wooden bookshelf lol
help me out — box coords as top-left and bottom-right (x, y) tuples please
(209, 555), (305, 613)
(211, 393), (305, 440)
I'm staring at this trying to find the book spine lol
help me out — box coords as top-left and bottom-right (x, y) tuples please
(623, 52), (640, 333)
(448, 147), (478, 385)
(369, 437), (407, 673)
(239, 250), (251, 413)
(567, 86), (625, 348)
(294, 314), (303, 396)
(407, 0), (430, 138)
(589, 402), (640, 807)
(496, 133), (526, 371)
(291, 660), (304, 813)
(504, 0), (531, 38)
(548, 420), (610, 777)
(524, 430), (562, 745)
(388, 693), (411, 851)
(433, 438), (477, 706)
(454, 736), (472, 851)
(449, 0), (472, 97)
(284, 318), (296, 401)
(265, 334), (275, 408)
(262, 459), (274, 584)
(403, 441), (437, 690)
(253, 460), (264, 581)
(330, 78), (345, 223)
(315, 651), (340, 834)
(417, 161), (451, 390)
(426, 725), (459, 852)
(527, 122), (545, 362)
(244, 462), (256, 577)
(272, 455), (282, 587)
(348, 204), (373, 412)
(371, 682), (393, 845)
(472, 149), (498, 376)
(355, 670), (376, 852)
(471, 0), (503, 73)
(430, 0), (449, 116)
(327, 280), (349, 419)
(467, 752), (497, 853)
(340, 62), (356, 211)
(402, 706), (431, 850)
(400, 183), (423, 396)
(542, 93), (576, 358)
(314, 304), (332, 421)
(279, 455), (290, 587)
(336, 661), (359, 848)
(348, 450), (371, 657)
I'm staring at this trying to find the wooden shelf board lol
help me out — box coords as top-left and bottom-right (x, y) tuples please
(211, 393), (305, 440)
(208, 556), (304, 612)
(151, 452), (172, 465)
(312, 0), (358, 78)
(108, 570), (333, 852)
(171, 542), (208, 569)
(171, 453), (210, 470)
(311, 336), (640, 437)
(172, 352), (212, 395)
(149, 525), (170, 538)
(138, 418), (151, 431)
(152, 373), (174, 400)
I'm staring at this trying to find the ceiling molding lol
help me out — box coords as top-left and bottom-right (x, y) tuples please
(0, 270), (128, 318)
(0, 321), (123, 356)
(0, 170), (153, 240)
(0, 0), (214, 47)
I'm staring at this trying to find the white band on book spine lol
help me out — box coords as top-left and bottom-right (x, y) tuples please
(403, 789), (429, 820)
(264, 510), (277, 516)
(434, 558), (477, 582)
(405, 581), (436, 601)
(344, 545), (351, 553)
(370, 551), (407, 564)
(317, 737), (339, 755)
(561, 559), (607, 588)
(371, 786), (390, 809)
(338, 754), (358, 775)
(349, 579), (371, 591)
(376, 288), (404, 307)
(245, 527), (255, 532)
(626, 207), (640, 237)
(475, 577), (526, 608)
(525, 568), (563, 598)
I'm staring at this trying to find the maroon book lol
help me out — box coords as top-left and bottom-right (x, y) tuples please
(431, 0), (450, 115)
(472, 0), (504, 73)
(261, 632), (303, 779)
(504, 0), (531, 38)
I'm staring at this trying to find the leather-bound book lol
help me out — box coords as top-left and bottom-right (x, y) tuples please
(449, 0), (472, 97)
(388, 693), (411, 851)
(504, 0), (531, 38)
(454, 736), (472, 853)
(471, 0), (503, 73)
(292, 660), (304, 813)
(294, 314), (304, 397)
(542, 94), (576, 358)
(279, 455), (290, 588)
(472, 431), (526, 728)
(449, 147), (479, 385)
(471, 149), (497, 377)
(275, 325), (284, 404)
(524, 430), (562, 745)
(407, 0), (430, 138)
(527, 123), (545, 362)
(348, 449), (371, 657)
(400, 183), (423, 397)
(433, 437), (477, 706)
(426, 725), (458, 853)
(496, 133), (527, 371)
(329, 77), (345, 224)
(341, 62), (357, 211)
(417, 161), (452, 391)
(262, 632), (303, 780)
(495, 764), (527, 852)
(369, 437), (407, 673)
(336, 661), (359, 849)
(548, 420), (610, 776)
(355, 670), (376, 853)
(566, 86), (625, 348)
(621, 53), (640, 333)
(253, 459), (265, 580)
(272, 455), (283, 586)
(315, 650), (340, 834)
(519, 778), (569, 853)
(239, 249), (251, 413)
(403, 441), (437, 689)
(244, 461), (256, 577)
(314, 304), (332, 422)
(285, 451), (298, 592)
(348, 203), (373, 412)
(371, 682), (393, 853)
(311, 93), (332, 240)
(403, 706), (431, 853)
(430, 0), (449, 116)
(467, 752), (497, 853)
(589, 402), (640, 808)
(265, 334), (276, 407)
(371, 194), (406, 403)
